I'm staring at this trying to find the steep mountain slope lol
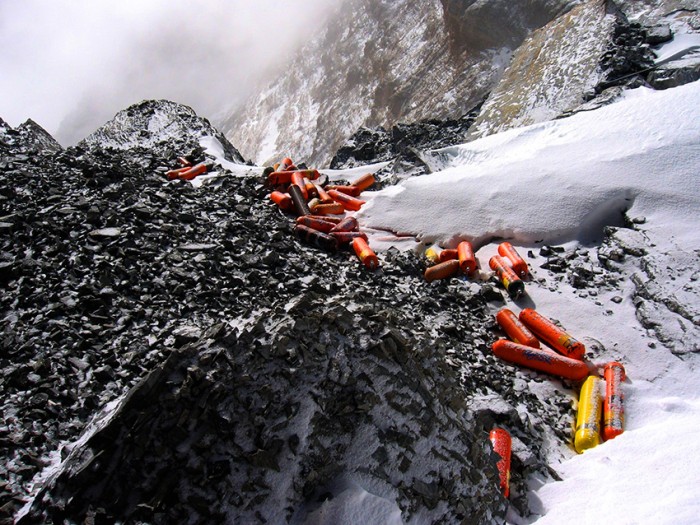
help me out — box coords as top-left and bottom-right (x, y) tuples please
(220, 0), (581, 166)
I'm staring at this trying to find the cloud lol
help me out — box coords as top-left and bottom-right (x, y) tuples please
(0, 0), (334, 145)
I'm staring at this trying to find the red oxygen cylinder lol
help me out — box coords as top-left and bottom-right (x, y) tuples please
(439, 249), (459, 262)
(491, 339), (589, 381)
(178, 163), (207, 180)
(353, 173), (376, 192)
(294, 224), (338, 252)
(457, 241), (477, 276)
(289, 185), (311, 216)
(495, 308), (540, 348)
(291, 171), (308, 199)
(296, 216), (337, 233)
(489, 428), (512, 498)
(278, 157), (294, 172)
(166, 166), (192, 180)
(270, 191), (293, 211)
(326, 185), (362, 197)
(267, 170), (293, 187)
(424, 259), (460, 282)
(352, 237), (379, 269)
(498, 242), (529, 278)
(330, 216), (359, 233)
(603, 361), (626, 441)
(327, 190), (365, 211)
(518, 308), (585, 361)
(314, 184), (333, 203)
(311, 202), (345, 215)
(303, 177), (318, 198)
(307, 215), (343, 224)
(331, 231), (368, 245)
(489, 256), (525, 298)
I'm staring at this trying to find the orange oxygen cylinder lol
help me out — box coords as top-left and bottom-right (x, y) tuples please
(177, 156), (192, 167)
(518, 308), (585, 361)
(278, 157), (294, 172)
(331, 231), (368, 245)
(424, 259), (460, 282)
(439, 249), (459, 262)
(489, 428), (512, 498)
(575, 376), (602, 453)
(270, 191), (293, 211)
(495, 309), (540, 348)
(330, 216), (359, 233)
(166, 166), (192, 180)
(352, 237), (379, 269)
(491, 339), (589, 381)
(353, 173), (376, 192)
(178, 163), (207, 180)
(457, 241), (477, 276)
(314, 184), (333, 203)
(296, 216), (337, 233)
(326, 185), (362, 197)
(328, 190), (365, 211)
(307, 215), (342, 224)
(498, 242), (529, 278)
(311, 202), (345, 215)
(304, 178), (318, 198)
(291, 171), (309, 199)
(489, 256), (525, 298)
(603, 361), (626, 441)
(294, 224), (338, 252)
(289, 185), (311, 216)
(267, 170), (293, 187)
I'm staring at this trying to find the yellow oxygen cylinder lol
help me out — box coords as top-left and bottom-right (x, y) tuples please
(574, 375), (602, 453)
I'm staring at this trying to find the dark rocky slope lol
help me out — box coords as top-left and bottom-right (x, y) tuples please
(1, 102), (584, 524)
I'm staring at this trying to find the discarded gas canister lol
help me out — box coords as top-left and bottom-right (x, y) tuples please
(353, 173), (376, 192)
(518, 308), (585, 360)
(489, 428), (512, 498)
(495, 309), (540, 348)
(331, 231), (368, 245)
(291, 171), (309, 199)
(307, 215), (342, 224)
(303, 177), (318, 198)
(425, 245), (443, 264)
(439, 249), (459, 263)
(424, 259), (460, 282)
(267, 170), (293, 187)
(177, 156), (192, 167)
(294, 224), (338, 252)
(166, 166), (192, 180)
(491, 339), (589, 381)
(352, 237), (379, 269)
(270, 191), (293, 211)
(311, 202), (345, 215)
(328, 190), (365, 211)
(575, 376), (602, 453)
(489, 256), (525, 298)
(603, 361), (626, 441)
(457, 241), (477, 276)
(289, 184), (311, 216)
(178, 163), (207, 180)
(277, 157), (294, 172)
(314, 184), (333, 203)
(326, 184), (361, 197)
(296, 216), (337, 233)
(498, 242), (529, 278)
(330, 216), (359, 233)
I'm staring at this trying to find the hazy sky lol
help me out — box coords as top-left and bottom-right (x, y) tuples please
(0, 0), (334, 145)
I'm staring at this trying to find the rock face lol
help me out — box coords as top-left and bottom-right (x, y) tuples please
(0, 118), (62, 155)
(81, 99), (246, 163)
(2, 101), (581, 524)
(219, 0), (581, 166)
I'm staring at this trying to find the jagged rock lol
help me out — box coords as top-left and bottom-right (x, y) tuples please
(647, 60), (700, 89)
(645, 24), (673, 45)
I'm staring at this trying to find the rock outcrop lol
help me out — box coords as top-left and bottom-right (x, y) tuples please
(219, 0), (581, 166)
